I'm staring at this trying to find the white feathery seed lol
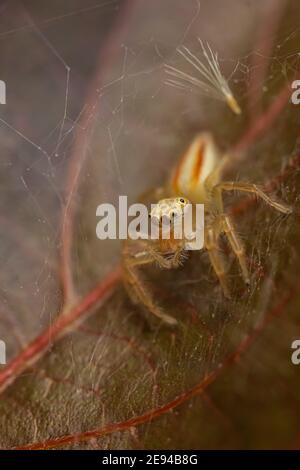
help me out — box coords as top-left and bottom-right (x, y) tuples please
(165, 39), (241, 115)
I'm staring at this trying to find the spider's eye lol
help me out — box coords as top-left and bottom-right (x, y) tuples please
(179, 198), (185, 204)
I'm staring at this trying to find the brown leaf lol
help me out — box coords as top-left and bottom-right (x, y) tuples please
(1, 0), (300, 450)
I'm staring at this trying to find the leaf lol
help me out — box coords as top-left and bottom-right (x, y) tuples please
(1, 0), (300, 450)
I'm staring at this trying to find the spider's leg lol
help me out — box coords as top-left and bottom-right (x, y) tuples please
(155, 242), (187, 269)
(205, 225), (230, 298)
(169, 247), (188, 268)
(220, 214), (250, 285)
(211, 181), (292, 214)
(122, 246), (177, 325)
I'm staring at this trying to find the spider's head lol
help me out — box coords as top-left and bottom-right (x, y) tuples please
(149, 197), (190, 227)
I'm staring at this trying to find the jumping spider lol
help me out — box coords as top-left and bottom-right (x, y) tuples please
(122, 133), (292, 325)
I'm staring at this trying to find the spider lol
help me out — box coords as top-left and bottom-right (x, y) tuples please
(122, 132), (292, 325)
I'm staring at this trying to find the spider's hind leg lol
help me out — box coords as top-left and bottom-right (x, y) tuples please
(220, 214), (250, 285)
(205, 225), (230, 298)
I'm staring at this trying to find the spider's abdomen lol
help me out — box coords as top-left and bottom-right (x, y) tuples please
(170, 133), (221, 203)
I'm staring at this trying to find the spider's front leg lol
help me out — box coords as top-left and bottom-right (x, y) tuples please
(219, 213), (250, 285)
(122, 241), (178, 325)
(211, 181), (292, 214)
(209, 180), (292, 288)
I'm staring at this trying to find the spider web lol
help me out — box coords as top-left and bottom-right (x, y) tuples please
(0, 0), (300, 450)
